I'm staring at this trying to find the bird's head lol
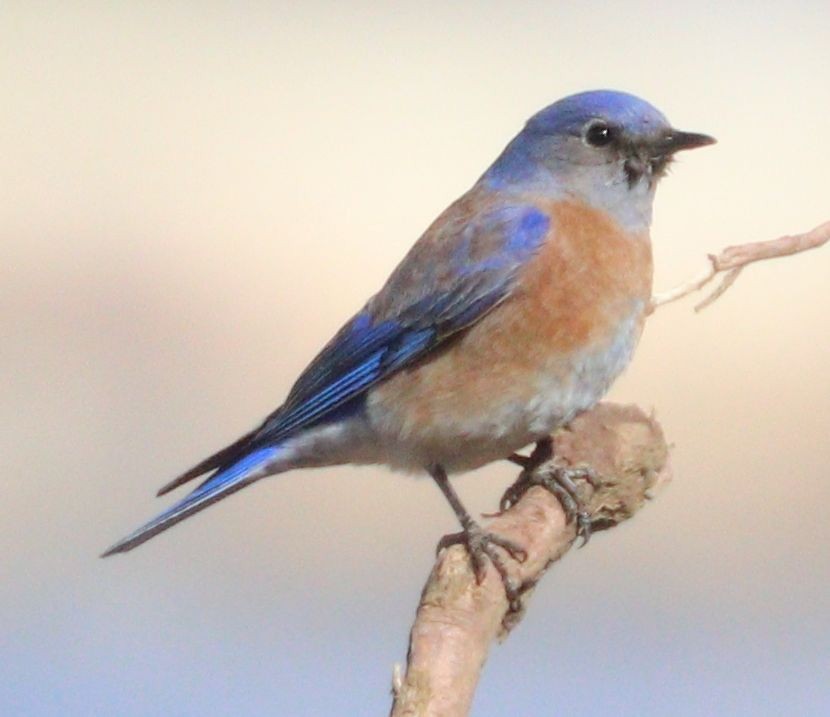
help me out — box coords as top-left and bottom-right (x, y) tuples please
(484, 90), (715, 231)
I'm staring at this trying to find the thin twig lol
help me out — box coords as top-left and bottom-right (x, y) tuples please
(650, 220), (830, 313)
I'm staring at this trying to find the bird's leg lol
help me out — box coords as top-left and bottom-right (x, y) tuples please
(506, 453), (531, 468)
(501, 437), (598, 546)
(506, 436), (553, 471)
(501, 437), (554, 507)
(429, 464), (527, 609)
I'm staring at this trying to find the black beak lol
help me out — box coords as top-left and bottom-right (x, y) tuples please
(658, 129), (716, 154)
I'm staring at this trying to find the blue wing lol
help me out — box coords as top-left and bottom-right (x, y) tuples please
(167, 199), (549, 493)
(243, 200), (550, 451)
(102, 197), (549, 556)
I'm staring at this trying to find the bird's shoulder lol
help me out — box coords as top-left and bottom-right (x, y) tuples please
(366, 184), (553, 322)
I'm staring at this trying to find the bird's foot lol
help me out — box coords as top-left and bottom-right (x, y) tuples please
(436, 521), (527, 610)
(500, 460), (599, 547)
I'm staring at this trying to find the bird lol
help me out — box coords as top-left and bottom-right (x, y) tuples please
(103, 90), (714, 597)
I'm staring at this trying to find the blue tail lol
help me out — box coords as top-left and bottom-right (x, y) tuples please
(101, 446), (283, 557)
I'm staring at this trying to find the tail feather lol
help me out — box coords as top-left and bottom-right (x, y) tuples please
(156, 429), (259, 496)
(101, 446), (283, 557)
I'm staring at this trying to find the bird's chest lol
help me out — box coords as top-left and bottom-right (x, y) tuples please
(463, 197), (648, 392)
(367, 200), (653, 470)
(505, 199), (653, 415)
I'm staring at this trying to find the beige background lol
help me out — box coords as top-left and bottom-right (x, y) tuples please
(3, 2), (829, 715)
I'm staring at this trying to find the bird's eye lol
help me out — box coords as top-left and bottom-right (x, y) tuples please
(584, 121), (616, 148)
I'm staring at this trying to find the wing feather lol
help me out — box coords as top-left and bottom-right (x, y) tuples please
(164, 194), (550, 491)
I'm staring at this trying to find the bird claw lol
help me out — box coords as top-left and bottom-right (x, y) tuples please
(500, 461), (598, 546)
(437, 522), (527, 610)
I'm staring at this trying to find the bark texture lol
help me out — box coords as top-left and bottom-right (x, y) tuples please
(390, 402), (671, 717)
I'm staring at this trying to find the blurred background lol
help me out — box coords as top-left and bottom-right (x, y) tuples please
(3, 2), (829, 715)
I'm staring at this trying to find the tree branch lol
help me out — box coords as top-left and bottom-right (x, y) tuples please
(650, 219), (830, 312)
(388, 220), (827, 716)
(389, 403), (671, 717)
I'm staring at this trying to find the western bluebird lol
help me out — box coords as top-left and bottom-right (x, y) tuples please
(103, 90), (713, 596)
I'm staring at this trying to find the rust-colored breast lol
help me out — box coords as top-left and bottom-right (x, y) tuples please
(510, 198), (653, 353)
(368, 198), (653, 464)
